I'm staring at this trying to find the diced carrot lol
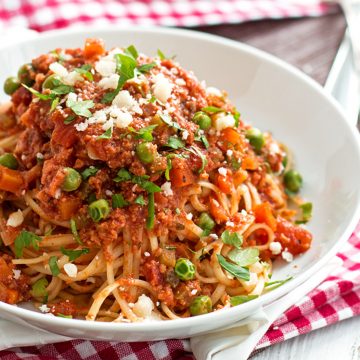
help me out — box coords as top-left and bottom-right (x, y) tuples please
(253, 202), (277, 231)
(233, 169), (248, 186)
(220, 128), (241, 146)
(58, 197), (81, 220)
(0, 165), (23, 193)
(84, 38), (105, 59)
(241, 155), (258, 170)
(0, 257), (12, 282)
(170, 162), (195, 188)
(6, 289), (19, 304)
(214, 169), (233, 194)
(209, 197), (228, 223)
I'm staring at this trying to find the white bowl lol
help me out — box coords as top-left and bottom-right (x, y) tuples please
(0, 26), (360, 341)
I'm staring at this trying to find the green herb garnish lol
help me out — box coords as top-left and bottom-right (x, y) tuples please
(70, 218), (83, 245)
(230, 295), (258, 306)
(228, 248), (259, 267)
(134, 195), (146, 205)
(61, 247), (90, 262)
(221, 230), (243, 249)
(216, 254), (250, 281)
(112, 193), (129, 208)
(81, 166), (99, 180)
(49, 256), (60, 276)
(14, 230), (41, 258)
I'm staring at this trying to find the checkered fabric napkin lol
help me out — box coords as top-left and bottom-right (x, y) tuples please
(0, 221), (358, 360)
(0, 0), (337, 32)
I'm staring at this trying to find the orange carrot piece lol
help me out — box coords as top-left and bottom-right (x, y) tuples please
(0, 165), (23, 193)
(253, 202), (277, 231)
(170, 164), (195, 188)
(221, 128), (241, 145)
(84, 38), (105, 59)
(214, 169), (233, 194)
(209, 197), (228, 223)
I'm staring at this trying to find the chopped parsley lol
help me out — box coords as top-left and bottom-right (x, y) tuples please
(66, 96), (94, 118)
(81, 166), (99, 180)
(61, 247), (90, 262)
(157, 49), (166, 60)
(74, 64), (93, 81)
(201, 106), (224, 114)
(230, 295), (258, 306)
(14, 230), (41, 258)
(129, 124), (158, 141)
(146, 192), (155, 229)
(134, 194), (146, 205)
(50, 97), (60, 113)
(165, 136), (185, 150)
(138, 62), (156, 73)
(57, 313), (72, 319)
(187, 146), (207, 174)
(165, 156), (172, 181)
(132, 175), (161, 193)
(159, 114), (183, 131)
(265, 276), (293, 290)
(221, 230), (243, 249)
(31, 278), (48, 298)
(113, 168), (132, 182)
(296, 202), (313, 224)
(227, 248), (259, 267)
(125, 45), (139, 60)
(233, 109), (240, 127)
(49, 256), (60, 276)
(70, 218), (83, 245)
(63, 114), (76, 124)
(216, 254), (250, 281)
(112, 193), (129, 208)
(22, 84), (54, 101)
(97, 126), (113, 140)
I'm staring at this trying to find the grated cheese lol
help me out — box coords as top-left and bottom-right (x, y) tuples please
(133, 294), (154, 318)
(182, 130), (189, 140)
(218, 167), (227, 176)
(98, 74), (120, 90)
(214, 113), (235, 131)
(186, 213), (193, 220)
(39, 304), (51, 313)
(152, 73), (173, 103)
(12, 269), (21, 280)
(282, 249), (294, 262)
(95, 59), (116, 77)
(269, 241), (282, 255)
(64, 263), (78, 278)
(7, 210), (24, 227)
(161, 181), (173, 197)
(226, 149), (233, 157)
(206, 86), (223, 97)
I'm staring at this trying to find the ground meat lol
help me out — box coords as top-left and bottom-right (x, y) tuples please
(174, 280), (201, 311)
(50, 299), (78, 317)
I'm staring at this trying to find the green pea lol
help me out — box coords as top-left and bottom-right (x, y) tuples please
(245, 128), (265, 153)
(174, 258), (196, 281)
(190, 295), (212, 316)
(17, 63), (34, 86)
(3, 77), (20, 95)
(0, 153), (19, 169)
(284, 170), (303, 193)
(61, 167), (82, 192)
(193, 111), (211, 130)
(198, 213), (215, 231)
(42, 74), (61, 90)
(88, 199), (110, 222)
(136, 142), (155, 164)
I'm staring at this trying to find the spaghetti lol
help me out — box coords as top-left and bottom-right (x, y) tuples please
(0, 39), (312, 322)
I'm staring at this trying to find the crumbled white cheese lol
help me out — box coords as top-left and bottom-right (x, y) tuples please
(12, 269), (21, 280)
(36, 152), (44, 159)
(182, 130), (189, 140)
(206, 86), (223, 97)
(144, 252), (151, 257)
(7, 210), (24, 227)
(153, 73), (173, 103)
(112, 90), (138, 111)
(39, 304), (50, 313)
(102, 118), (113, 131)
(161, 181), (173, 197)
(63, 71), (83, 86)
(269, 241), (282, 255)
(175, 78), (186, 86)
(191, 289), (198, 295)
(133, 294), (154, 318)
(49, 62), (68, 77)
(241, 209), (248, 216)
(95, 59), (116, 76)
(67, 92), (77, 103)
(282, 250), (294, 262)
(105, 190), (113, 196)
(209, 233), (219, 240)
(64, 263), (78, 278)
(54, 189), (61, 199)
(269, 142), (280, 154)
(186, 213), (193, 220)
(74, 122), (89, 132)
(226, 221), (234, 227)
(214, 113), (235, 131)
(226, 149), (233, 157)
(218, 167), (227, 176)
(112, 111), (133, 128)
(98, 73), (120, 90)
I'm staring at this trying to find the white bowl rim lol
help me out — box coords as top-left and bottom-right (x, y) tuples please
(0, 25), (360, 333)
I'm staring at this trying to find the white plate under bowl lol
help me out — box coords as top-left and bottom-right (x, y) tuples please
(0, 27), (359, 341)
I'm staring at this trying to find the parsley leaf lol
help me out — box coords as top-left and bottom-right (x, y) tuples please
(22, 84), (54, 100)
(14, 230), (41, 258)
(137, 62), (156, 73)
(221, 230), (243, 249)
(200, 135), (209, 149)
(97, 126), (113, 140)
(81, 166), (99, 180)
(66, 96), (94, 117)
(57, 313), (72, 318)
(165, 156), (172, 181)
(112, 193), (129, 208)
(49, 256), (60, 276)
(228, 248), (259, 267)
(265, 276), (293, 290)
(146, 192), (155, 229)
(61, 247), (90, 262)
(31, 278), (48, 298)
(51, 84), (74, 95)
(50, 97), (60, 113)
(134, 194), (145, 205)
(201, 106), (224, 114)
(113, 168), (132, 182)
(165, 136), (185, 150)
(70, 218), (83, 245)
(157, 49), (166, 60)
(129, 124), (158, 141)
(230, 295), (258, 306)
(233, 109), (240, 127)
(132, 175), (161, 193)
(296, 202), (313, 224)
(160, 114), (182, 131)
(217, 254), (250, 281)
(125, 45), (139, 60)
(64, 114), (76, 124)
(74, 64), (93, 81)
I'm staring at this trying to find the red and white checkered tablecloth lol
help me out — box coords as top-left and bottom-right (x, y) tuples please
(1, 1), (358, 359)
(0, 221), (359, 360)
(0, 0), (337, 32)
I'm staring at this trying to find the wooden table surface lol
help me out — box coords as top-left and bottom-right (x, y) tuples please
(198, 10), (360, 360)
